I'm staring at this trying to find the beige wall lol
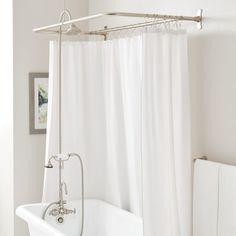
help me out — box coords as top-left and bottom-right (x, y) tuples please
(89, 0), (236, 165)
(0, 0), (14, 235)
(13, 1), (88, 235)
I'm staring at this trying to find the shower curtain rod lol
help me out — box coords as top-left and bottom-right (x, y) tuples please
(33, 9), (203, 35)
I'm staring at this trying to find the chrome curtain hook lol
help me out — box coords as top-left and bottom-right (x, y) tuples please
(145, 13), (149, 31)
(151, 15), (157, 31)
(177, 20), (181, 30)
(164, 20), (168, 31)
(154, 15), (159, 31)
(157, 18), (162, 30)
(168, 21), (171, 30)
(170, 20), (174, 30)
(177, 20), (182, 30)
(174, 20), (178, 30)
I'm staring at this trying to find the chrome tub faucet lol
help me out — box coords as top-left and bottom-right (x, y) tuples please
(42, 153), (84, 228)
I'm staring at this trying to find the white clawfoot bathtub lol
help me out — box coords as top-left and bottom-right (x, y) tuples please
(16, 199), (143, 236)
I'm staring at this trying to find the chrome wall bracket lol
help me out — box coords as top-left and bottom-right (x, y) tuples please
(196, 9), (203, 30)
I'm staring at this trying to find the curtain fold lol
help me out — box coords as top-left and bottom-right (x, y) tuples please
(43, 30), (191, 236)
(141, 31), (191, 236)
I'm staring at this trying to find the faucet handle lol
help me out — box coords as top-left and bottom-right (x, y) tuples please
(64, 208), (76, 215)
(49, 208), (60, 216)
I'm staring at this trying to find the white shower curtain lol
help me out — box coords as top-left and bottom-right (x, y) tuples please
(43, 30), (192, 236)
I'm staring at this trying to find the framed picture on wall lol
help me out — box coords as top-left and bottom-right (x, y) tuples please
(29, 72), (49, 134)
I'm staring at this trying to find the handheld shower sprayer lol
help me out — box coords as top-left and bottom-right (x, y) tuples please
(44, 158), (54, 168)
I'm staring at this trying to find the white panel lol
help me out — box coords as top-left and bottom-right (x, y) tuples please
(218, 164), (236, 236)
(193, 160), (220, 236)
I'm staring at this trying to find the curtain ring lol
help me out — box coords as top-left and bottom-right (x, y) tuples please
(167, 21), (171, 30)
(174, 20), (178, 30)
(145, 14), (149, 32)
(164, 20), (168, 31)
(151, 15), (157, 31)
(154, 15), (159, 31)
(178, 20), (182, 29)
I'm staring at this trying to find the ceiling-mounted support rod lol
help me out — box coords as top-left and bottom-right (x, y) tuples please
(33, 9), (203, 33)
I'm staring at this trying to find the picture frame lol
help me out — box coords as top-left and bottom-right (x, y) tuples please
(29, 72), (49, 134)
